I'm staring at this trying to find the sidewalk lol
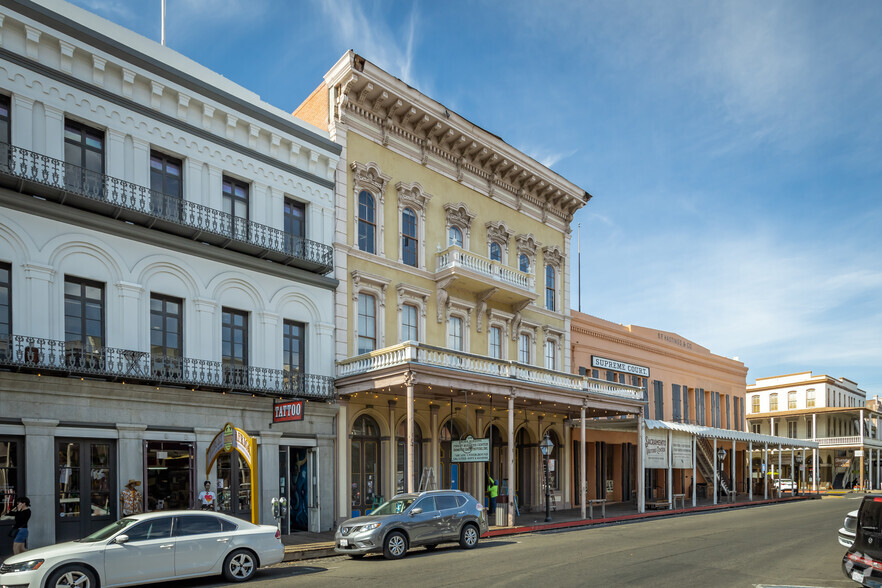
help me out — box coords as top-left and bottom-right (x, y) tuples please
(280, 491), (824, 562)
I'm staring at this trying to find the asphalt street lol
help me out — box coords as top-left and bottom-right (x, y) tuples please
(143, 495), (863, 588)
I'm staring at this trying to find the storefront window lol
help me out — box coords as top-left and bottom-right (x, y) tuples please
(546, 430), (560, 491)
(0, 440), (20, 517)
(216, 450), (252, 520)
(351, 415), (380, 514)
(396, 421), (423, 494)
(145, 441), (194, 511)
(58, 442), (81, 518)
(90, 444), (111, 517)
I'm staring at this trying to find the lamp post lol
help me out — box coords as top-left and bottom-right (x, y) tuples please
(795, 454), (802, 496)
(539, 433), (554, 523)
(717, 447), (727, 501)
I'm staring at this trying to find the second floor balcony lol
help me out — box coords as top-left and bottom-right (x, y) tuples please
(0, 333), (336, 401)
(0, 143), (333, 274)
(434, 245), (535, 304)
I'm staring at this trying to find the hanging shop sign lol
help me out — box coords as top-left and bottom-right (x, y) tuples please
(644, 427), (668, 469)
(274, 400), (304, 423)
(451, 435), (491, 462)
(591, 356), (650, 378)
(671, 432), (693, 468)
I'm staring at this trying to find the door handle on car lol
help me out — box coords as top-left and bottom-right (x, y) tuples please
(160, 544), (174, 550)
(217, 537), (230, 542)
(433, 515), (441, 519)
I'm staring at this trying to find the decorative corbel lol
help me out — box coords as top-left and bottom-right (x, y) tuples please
(475, 288), (498, 333)
(436, 276), (457, 323)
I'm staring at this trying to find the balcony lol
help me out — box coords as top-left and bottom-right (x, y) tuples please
(337, 341), (644, 402)
(0, 334), (336, 400)
(434, 246), (535, 304)
(0, 144), (333, 274)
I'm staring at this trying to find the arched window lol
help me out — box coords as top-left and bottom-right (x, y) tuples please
(358, 191), (376, 254)
(401, 207), (418, 267)
(448, 226), (463, 248)
(396, 421), (423, 493)
(519, 253), (530, 273)
(351, 415), (381, 514)
(489, 242), (502, 262)
(545, 264), (555, 311)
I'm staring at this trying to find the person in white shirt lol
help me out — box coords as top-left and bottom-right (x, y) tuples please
(197, 481), (216, 510)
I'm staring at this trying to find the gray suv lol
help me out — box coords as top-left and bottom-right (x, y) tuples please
(335, 490), (489, 559)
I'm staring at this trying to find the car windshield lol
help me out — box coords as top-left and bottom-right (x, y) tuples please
(77, 518), (139, 542)
(371, 497), (416, 515)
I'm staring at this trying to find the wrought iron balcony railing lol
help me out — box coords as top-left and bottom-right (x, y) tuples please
(0, 143), (333, 274)
(0, 334), (336, 401)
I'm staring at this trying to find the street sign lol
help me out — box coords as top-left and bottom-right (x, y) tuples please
(451, 435), (490, 462)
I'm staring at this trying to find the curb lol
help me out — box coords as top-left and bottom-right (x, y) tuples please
(281, 495), (816, 561)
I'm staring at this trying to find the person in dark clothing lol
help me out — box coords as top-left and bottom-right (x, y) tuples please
(11, 496), (30, 555)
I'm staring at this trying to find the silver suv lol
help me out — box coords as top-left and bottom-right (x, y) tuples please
(335, 490), (489, 559)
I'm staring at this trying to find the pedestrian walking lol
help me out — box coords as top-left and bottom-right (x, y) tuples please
(11, 496), (30, 555)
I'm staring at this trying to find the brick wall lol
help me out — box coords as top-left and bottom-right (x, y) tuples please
(293, 82), (329, 131)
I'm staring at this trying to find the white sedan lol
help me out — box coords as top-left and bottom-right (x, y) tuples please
(0, 510), (284, 588)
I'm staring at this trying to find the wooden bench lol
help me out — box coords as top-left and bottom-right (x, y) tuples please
(646, 499), (671, 510)
(588, 498), (606, 519)
(672, 493), (686, 509)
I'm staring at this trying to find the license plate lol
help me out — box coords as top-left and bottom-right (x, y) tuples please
(339, 539), (348, 547)
(853, 570), (864, 582)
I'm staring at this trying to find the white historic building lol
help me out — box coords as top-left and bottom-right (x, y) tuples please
(0, 0), (341, 548)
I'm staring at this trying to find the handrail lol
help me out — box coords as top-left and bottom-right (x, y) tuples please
(0, 334), (336, 400)
(0, 143), (333, 273)
(337, 341), (643, 401)
(436, 245), (535, 291)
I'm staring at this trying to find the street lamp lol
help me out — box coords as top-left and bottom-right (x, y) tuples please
(795, 454), (802, 496)
(539, 433), (554, 523)
(717, 447), (727, 501)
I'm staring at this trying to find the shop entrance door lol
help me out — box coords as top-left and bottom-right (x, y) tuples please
(216, 451), (252, 521)
(289, 448), (310, 532)
(144, 441), (194, 511)
(56, 439), (116, 543)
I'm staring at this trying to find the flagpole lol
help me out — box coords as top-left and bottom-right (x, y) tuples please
(161, 0), (166, 46)
(577, 222), (581, 313)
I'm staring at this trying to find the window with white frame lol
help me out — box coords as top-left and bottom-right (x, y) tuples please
(448, 226), (463, 248)
(489, 242), (502, 262)
(541, 245), (563, 313)
(545, 264), (556, 311)
(489, 326), (502, 359)
(807, 389), (815, 407)
(401, 303), (418, 342)
(544, 339), (556, 370)
(769, 393), (778, 411)
(396, 181), (431, 269)
(751, 423), (761, 434)
(751, 395), (760, 413)
(358, 190), (376, 254)
(357, 293), (376, 354)
(788, 421), (797, 438)
(519, 253), (530, 273)
(401, 207), (418, 267)
(444, 202), (474, 250)
(518, 332), (531, 364)
(448, 316), (463, 351)
(788, 390), (797, 409)
(351, 161), (390, 256)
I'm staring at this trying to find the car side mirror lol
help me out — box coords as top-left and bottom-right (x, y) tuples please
(113, 534), (129, 544)
(410, 507), (423, 516)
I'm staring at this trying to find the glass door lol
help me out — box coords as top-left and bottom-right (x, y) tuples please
(56, 440), (115, 543)
(216, 451), (252, 521)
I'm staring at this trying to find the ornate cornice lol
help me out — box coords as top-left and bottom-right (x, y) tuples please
(395, 181), (432, 212)
(350, 161), (391, 203)
(485, 220), (515, 246)
(542, 245), (564, 269)
(516, 233), (540, 257)
(444, 202), (476, 230)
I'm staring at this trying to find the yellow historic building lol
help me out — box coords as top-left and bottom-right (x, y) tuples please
(295, 52), (642, 525)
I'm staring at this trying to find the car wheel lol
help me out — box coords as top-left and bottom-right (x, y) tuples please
(459, 523), (479, 549)
(383, 531), (408, 560)
(47, 565), (97, 588)
(223, 548), (257, 582)
(424, 544), (438, 552)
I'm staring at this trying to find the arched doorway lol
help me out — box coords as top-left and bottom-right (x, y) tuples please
(516, 428), (534, 509)
(440, 419), (463, 490)
(396, 420), (423, 493)
(351, 415), (381, 516)
(487, 424), (506, 483)
(544, 430), (561, 495)
(217, 450), (251, 521)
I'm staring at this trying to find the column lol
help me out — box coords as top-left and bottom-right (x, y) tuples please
(185, 158), (203, 207)
(507, 392), (515, 527)
(790, 447), (795, 496)
(257, 311), (280, 370)
(388, 400), (397, 495)
(476, 409), (485, 507)
(44, 104), (64, 161)
(763, 443), (768, 499)
(132, 138), (150, 188)
(195, 427), (218, 491)
(777, 444), (782, 497)
(861, 409), (865, 490)
(23, 418), (58, 549)
(667, 429), (673, 509)
(636, 411), (643, 514)
(581, 405), (588, 518)
(114, 282), (143, 350)
(691, 435), (697, 507)
(206, 164), (223, 209)
(105, 129), (126, 180)
(406, 372), (415, 493)
(116, 423), (147, 500)
(713, 438), (718, 506)
(812, 447), (818, 492)
(258, 430), (282, 526)
(22, 263), (55, 338)
(335, 401), (349, 523)
(192, 298), (218, 361)
(430, 405), (440, 485)
(731, 439), (736, 502)
(748, 442), (753, 501)
(563, 415), (572, 509)
(12, 95), (34, 150)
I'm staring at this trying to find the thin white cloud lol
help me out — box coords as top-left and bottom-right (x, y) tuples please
(316, 0), (420, 87)
(520, 146), (577, 170)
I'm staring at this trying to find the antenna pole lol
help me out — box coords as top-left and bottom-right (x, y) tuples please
(161, 0), (166, 46)
(577, 222), (581, 312)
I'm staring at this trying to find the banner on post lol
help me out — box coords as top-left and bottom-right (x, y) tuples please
(645, 427), (668, 469)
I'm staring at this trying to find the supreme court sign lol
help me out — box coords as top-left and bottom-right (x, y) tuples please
(274, 400), (304, 423)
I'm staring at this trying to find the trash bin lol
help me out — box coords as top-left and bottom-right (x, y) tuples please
(495, 495), (509, 523)
(696, 483), (707, 499)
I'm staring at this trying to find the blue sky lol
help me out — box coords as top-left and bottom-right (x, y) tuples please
(73, 0), (882, 392)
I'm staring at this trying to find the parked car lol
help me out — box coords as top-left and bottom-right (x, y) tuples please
(843, 496), (882, 585)
(0, 511), (283, 588)
(840, 509), (859, 548)
(335, 490), (488, 559)
(774, 478), (797, 492)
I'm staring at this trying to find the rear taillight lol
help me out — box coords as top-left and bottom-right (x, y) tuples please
(873, 498), (882, 502)
(275, 528), (281, 540)
(848, 552), (882, 571)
